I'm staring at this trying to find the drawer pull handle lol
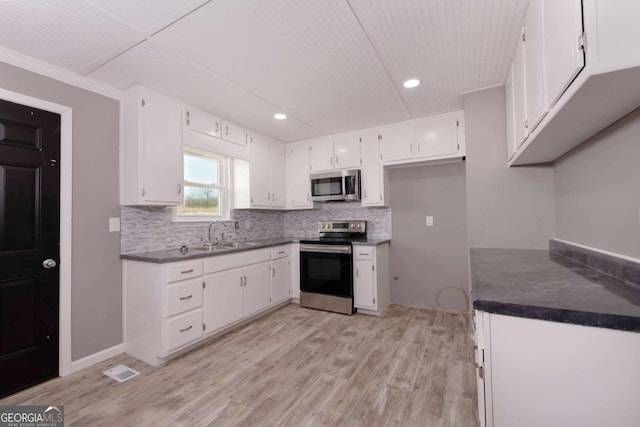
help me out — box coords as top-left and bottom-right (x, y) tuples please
(179, 295), (193, 300)
(359, 252), (367, 256)
(180, 269), (194, 274)
(179, 325), (193, 333)
(278, 250), (284, 254)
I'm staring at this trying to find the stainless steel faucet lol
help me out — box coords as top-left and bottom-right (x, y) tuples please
(208, 221), (232, 244)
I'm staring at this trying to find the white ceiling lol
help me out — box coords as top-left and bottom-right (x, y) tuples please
(0, 0), (529, 142)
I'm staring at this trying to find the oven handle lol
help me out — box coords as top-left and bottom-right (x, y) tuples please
(300, 244), (352, 254)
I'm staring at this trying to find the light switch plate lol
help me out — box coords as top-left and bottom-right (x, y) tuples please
(109, 217), (121, 232)
(426, 216), (434, 227)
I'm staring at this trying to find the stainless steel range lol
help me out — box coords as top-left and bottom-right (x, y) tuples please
(299, 220), (367, 315)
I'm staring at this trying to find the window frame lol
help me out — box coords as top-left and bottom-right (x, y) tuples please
(174, 148), (231, 223)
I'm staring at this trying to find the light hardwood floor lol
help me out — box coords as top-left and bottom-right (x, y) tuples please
(0, 304), (479, 426)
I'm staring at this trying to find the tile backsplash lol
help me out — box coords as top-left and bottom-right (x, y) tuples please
(121, 204), (392, 253)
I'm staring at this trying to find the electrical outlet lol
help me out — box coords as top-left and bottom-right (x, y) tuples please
(234, 221), (239, 229)
(109, 217), (120, 232)
(426, 216), (434, 227)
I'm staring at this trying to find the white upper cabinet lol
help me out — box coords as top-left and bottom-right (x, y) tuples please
(248, 133), (285, 209)
(414, 111), (463, 159)
(543, 0), (584, 108)
(309, 137), (334, 172)
(309, 135), (360, 172)
(249, 133), (270, 207)
(524, 0), (547, 133)
(512, 28), (528, 149)
(285, 141), (312, 209)
(332, 132), (362, 169)
(121, 85), (183, 206)
(379, 111), (465, 165)
(221, 119), (247, 147)
(269, 139), (286, 208)
(379, 120), (414, 163)
(360, 130), (384, 207)
(505, 63), (517, 161)
(185, 105), (221, 138)
(509, 0), (640, 165)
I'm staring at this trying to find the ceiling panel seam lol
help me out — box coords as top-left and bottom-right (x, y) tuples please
(345, 0), (413, 119)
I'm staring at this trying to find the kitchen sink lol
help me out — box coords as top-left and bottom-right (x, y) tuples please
(188, 241), (260, 252)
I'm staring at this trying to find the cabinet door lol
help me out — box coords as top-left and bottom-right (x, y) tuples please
(285, 142), (312, 208)
(270, 258), (290, 304)
(414, 111), (460, 159)
(249, 133), (271, 207)
(269, 140), (286, 208)
(185, 105), (221, 139)
(221, 120), (247, 147)
(203, 269), (244, 333)
(360, 130), (383, 206)
(140, 89), (183, 204)
(505, 63), (518, 161)
(309, 137), (335, 172)
(524, 0), (547, 133)
(243, 262), (271, 316)
(513, 27), (529, 149)
(333, 132), (361, 169)
(543, 0), (584, 108)
(379, 120), (414, 163)
(354, 259), (376, 310)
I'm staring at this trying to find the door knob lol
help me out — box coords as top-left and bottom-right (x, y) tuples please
(42, 259), (57, 269)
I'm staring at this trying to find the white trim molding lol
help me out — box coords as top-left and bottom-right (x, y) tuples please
(0, 87), (73, 377)
(0, 46), (121, 100)
(71, 344), (124, 374)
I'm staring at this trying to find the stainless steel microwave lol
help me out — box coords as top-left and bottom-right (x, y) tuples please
(310, 169), (361, 202)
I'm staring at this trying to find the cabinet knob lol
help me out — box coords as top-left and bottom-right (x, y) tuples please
(177, 183), (182, 194)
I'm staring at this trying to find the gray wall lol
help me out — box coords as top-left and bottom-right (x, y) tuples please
(464, 86), (555, 249)
(388, 163), (469, 311)
(554, 108), (640, 258)
(0, 61), (122, 360)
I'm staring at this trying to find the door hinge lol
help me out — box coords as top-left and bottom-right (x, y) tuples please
(378, 134), (382, 141)
(521, 27), (526, 42)
(141, 99), (145, 107)
(202, 281), (206, 289)
(478, 365), (484, 380)
(360, 158), (363, 165)
(456, 120), (459, 127)
(203, 323), (206, 331)
(373, 297), (376, 304)
(372, 265), (375, 271)
(579, 32), (586, 50)
(457, 144), (460, 151)
(359, 137), (362, 143)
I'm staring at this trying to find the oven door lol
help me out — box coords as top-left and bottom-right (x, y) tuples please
(300, 244), (353, 298)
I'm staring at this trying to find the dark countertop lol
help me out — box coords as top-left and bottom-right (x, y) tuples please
(121, 238), (295, 263)
(352, 239), (391, 246)
(470, 248), (640, 332)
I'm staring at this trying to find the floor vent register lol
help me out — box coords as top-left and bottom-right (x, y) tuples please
(103, 364), (140, 383)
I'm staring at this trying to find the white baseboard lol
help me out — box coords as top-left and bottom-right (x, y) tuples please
(70, 343), (124, 374)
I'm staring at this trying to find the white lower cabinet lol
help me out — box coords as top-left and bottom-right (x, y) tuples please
(270, 245), (291, 304)
(124, 245), (294, 367)
(475, 311), (640, 427)
(353, 243), (390, 316)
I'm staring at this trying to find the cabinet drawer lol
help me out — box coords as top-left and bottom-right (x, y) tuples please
(166, 278), (203, 317)
(354, 246), (374, 260)
(168, 260), (203, 283)
(271, 245), (290, 260)
(165, 309), (203, 352)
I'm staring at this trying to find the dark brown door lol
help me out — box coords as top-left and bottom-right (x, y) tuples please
(0, 98), (60, 398)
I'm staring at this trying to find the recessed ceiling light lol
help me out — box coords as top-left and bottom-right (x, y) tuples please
(403, 79), (421, 89)
(274, 113), (287, 120)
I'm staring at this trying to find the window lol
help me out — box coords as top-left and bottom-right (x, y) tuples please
(176, 149), (229, 221)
